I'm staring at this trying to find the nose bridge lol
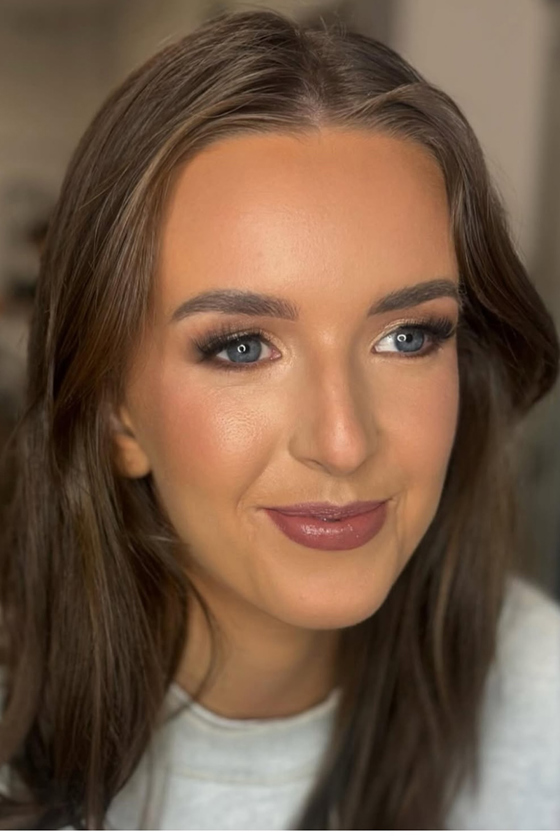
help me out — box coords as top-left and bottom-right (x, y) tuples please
(291, 346), (377, 474)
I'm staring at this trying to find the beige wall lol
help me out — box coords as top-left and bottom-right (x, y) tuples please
(393, 0), (553, 268)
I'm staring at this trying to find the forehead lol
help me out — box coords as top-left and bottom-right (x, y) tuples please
(156, 129), (456, 317)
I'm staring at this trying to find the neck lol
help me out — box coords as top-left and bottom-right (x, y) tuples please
(174, 581), (341, 720)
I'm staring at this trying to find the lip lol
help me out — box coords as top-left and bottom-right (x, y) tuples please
(264, 502), (388, 551)
(266, 500), (386, 518)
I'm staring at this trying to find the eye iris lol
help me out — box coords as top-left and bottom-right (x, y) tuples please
(226, 338), (262, 364)
(395, 329), (424, 352)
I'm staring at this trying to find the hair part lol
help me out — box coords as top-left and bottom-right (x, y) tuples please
(0, 8), (558, 829)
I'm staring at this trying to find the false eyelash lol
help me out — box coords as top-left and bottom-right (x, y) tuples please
(192, 315), (457, 369)
(382, 315), (457, 349)
(192, 324), (273, 359)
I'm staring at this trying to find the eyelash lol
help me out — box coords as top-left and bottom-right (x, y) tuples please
(192, 315), (457, 371)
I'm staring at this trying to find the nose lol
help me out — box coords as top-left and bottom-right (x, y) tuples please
(288, 356), (380, 476)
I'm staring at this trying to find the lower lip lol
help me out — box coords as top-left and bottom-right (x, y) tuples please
(264, 503), (388, 551)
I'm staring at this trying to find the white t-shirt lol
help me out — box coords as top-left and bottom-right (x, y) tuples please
(2, 575), (560, 829)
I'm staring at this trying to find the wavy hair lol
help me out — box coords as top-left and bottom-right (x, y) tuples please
(0, 8), (558, 830)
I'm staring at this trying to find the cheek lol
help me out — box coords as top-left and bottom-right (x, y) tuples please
(379, 355), (459, 551)
(392, 362), (459, 477)
(135, 364), (282, 511)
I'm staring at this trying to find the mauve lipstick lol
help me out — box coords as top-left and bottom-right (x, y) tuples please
(266, 500), (385, 518)
(263, 500), (388, 551)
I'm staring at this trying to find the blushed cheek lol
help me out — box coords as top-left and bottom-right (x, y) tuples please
(139, 370), (275, 517)
(395, 360), (459, 512)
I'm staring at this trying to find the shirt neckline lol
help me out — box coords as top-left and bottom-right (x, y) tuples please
(167, 681), (343, 731)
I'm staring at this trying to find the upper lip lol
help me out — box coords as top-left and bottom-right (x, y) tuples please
(265, 500), (386, 518)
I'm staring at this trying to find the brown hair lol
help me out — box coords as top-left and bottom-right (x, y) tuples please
(0, 8), (558, 830)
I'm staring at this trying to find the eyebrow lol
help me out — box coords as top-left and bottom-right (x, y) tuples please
(169, 278), (462, 323)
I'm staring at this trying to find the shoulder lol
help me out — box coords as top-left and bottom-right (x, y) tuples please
(491, 574), (560, 683)
(492, 575), (560, 752)
(447, 574), (560, 829)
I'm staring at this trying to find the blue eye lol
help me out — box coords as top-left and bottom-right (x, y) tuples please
(194, 330), (273, 366)
(377, 317), (456, 355)
(376, 326), (430, 354)
(218, 335), (268, 364)
(193, 316), (456, 371)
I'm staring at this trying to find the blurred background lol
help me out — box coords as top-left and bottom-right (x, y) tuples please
(0, 0), (559, 599)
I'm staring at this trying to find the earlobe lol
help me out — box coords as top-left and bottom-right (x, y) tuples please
(110, 406), (152, 478)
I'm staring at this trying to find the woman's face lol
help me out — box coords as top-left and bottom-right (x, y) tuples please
(115, 129), (460, 631)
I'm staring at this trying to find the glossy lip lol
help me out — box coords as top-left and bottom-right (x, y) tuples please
(264, 502), (388, 551)
(264, 500), (386, 519)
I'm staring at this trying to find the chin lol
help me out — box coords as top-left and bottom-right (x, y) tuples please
(270, 576), (398, 632)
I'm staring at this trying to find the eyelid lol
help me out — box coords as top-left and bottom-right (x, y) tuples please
(194, 313), (453, 343)
(378, 313), (451, 332)
(192, 322), (278, 353)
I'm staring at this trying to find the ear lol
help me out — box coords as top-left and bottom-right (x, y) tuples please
(110, 405), (152, 478)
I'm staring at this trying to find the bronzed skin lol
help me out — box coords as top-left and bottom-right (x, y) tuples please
(112, 130), (460, 719)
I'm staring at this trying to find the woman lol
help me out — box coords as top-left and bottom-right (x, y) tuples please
(0, 8), (559, 831)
